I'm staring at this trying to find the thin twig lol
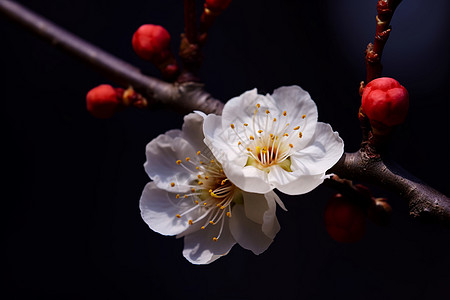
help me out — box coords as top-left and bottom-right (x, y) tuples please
(365, 0), (403, 84)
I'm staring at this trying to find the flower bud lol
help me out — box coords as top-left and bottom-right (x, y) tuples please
(205, 0), (232, 12)
(324, 193), (366, 243)
(86, 84), (121, 119)
(361, 77), (409, 127)
(132, 24), (171, 62)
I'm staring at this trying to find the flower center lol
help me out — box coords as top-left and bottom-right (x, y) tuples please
(230, 103), (307, 173)
(170, 151), (239, 241)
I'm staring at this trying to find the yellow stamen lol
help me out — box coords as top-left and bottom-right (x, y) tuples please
(197, 175), (202, 179)
(283, 133), (289, 137)
(283, 111), (287, 116)
(299, 132), (303, 138)
(212, 237), (218, 242)
(197, 151), (201, 155)
(176, 160), (181, 165)
(170, 182), (175, 187)
(231, 123), (235, 129)
(302, 114), (306, 119)
(293, 126), (300, 130)
(227, 212), (231, 217)
(185, 157), (190, 162)
(244, 123), (248, 126)
(201, 226), (205, 230)
(188, 220), (193, 225)
(256, 103), (261, 108)
(289, 143), (294, 148)
(258, 129), (263, 133)
(250, 135), (255, 140)
(191, 188), (196, 193)
(176, 214), (181, 218)
(209, 221), (215, 225)
(176, 194), (180, 199)
(265, 109), (270, 114)
(273, 118), (277, 122)
(198, 181), (203, 185)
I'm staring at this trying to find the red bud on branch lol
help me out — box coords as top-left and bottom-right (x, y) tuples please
(86, 84), (122, 118)
(132, 24), (179, 79)
(325, 193), (366, 243)
(362, 77), (409, 128)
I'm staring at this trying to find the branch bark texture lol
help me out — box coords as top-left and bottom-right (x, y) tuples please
(331, 151), (450, 226)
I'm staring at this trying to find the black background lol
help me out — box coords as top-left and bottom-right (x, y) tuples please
(1, 0), (449, 299)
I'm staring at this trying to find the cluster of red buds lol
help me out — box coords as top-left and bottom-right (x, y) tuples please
(86, 0), (232, 118)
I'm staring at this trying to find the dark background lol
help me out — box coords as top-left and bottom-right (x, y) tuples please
(1, 0), (449, 299)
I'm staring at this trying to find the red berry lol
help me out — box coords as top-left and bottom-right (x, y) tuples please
(132, 25), (171, 62)
(205, 0), (232, 12)
(325, 194), (366, 243)
(361, 77), (409, 127)
(86, 84), (121, 119)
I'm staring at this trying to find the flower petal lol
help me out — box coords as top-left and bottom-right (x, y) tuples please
(262, 191), (281, 239)
(268, 165), (326, 195)
(221, 89), (279, 130)
(182, 218), (236, 265)
(229, 204), (274, 255)
(223, 162), (272, 194)
(271, 85), (318, 146)
(203, 114), (241, 162)
(181, 113), (207, 152)
(140, 182), (202, 236)
(290, 122), (344, 175)
(144, 131), (197, 193)
(243, 191), (269, 224)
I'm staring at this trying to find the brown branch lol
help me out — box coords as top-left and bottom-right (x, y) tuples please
(365, 0), (403, 84)
(0, 0), (223, 115)
(330, 151), (450, 226)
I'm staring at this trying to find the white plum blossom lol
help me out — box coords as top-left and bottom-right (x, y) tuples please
(203, 86), (344, 195)
(140, 113), (283, 265)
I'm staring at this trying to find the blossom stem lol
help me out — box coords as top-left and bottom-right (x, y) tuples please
(364, 0), (403, 85)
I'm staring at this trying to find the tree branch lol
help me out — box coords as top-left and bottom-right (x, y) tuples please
(331, 151), (450, 226)
(0, 0), (223, 115)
